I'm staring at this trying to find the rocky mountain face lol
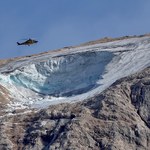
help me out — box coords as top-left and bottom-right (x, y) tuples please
(0, 35), (150, 150)
(0, 66), (150, 150)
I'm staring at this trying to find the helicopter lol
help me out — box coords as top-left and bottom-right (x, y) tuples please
(17, 38), (38, 46)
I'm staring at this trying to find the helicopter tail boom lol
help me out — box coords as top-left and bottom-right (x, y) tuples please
(17, 42), (21, 45)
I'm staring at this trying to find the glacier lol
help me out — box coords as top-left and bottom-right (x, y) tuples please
(9, 51), (114, 96)
(0, 35), (150, 110)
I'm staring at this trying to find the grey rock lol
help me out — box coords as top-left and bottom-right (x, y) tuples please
(0, 68), (150, 149)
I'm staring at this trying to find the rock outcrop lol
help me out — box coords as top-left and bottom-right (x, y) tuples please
(0, 67), (150, 150)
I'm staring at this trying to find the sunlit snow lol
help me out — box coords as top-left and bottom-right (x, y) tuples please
(0, 36), (150, 110)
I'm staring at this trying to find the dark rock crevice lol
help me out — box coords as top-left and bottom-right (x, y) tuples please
(22, 110), (76, 149)
(130, 81), (150, 128)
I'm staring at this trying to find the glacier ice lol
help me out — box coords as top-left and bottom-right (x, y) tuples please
(8, 51), (114, 97)
(1, 35), (150, 109)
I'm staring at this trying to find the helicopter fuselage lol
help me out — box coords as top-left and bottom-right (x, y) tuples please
(17, 39), (38, 46)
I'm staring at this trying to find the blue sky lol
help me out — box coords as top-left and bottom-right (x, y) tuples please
(0, 0), (150, 59)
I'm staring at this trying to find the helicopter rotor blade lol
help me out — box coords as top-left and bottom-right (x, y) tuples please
(20, 39), (28, 41)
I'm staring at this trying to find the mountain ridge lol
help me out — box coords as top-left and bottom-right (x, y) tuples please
(0, 34), (150, 149)
(0, 33), (150, 67)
